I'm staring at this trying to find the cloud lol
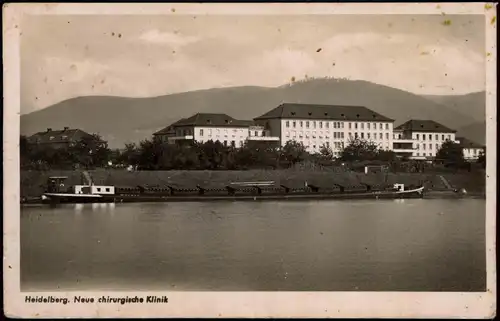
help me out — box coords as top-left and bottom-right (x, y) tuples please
(21, 57), (111, 113)
(138, 29), (199, 47)
(20, 15), (485, 114)
(309, 32), (484, 94)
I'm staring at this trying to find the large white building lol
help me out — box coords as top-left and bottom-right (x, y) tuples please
(253, 103), (395, 156)
(153, 113), (279, 147)
(393, 119), (459, 160)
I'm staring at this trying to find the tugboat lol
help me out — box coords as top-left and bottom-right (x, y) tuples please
(40, 176), (425, 205)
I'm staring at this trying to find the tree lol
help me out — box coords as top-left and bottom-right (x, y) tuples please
(221, 145), (238, 170)
(68, 134), (111, 169)
(233, 141), (259, 169)
(20, 135), (33, 169)
(135, 137), (164, 170)
(339, 138), (379, 161)
(319, 144), (334, 161)
(307, 144), (335, 167)
(118, 143), (140, 167)
(280, 141), (308, 167)
(435, 140), (465, 166)
(233, 141), (280, 169)
(171, 144), (201, 170)
(477, 149), (486, 169)
(376, 149), (397, 161)
(196, 140), (225, 170)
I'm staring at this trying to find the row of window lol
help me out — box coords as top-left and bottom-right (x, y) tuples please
(197, 139), (243, 147)
(177, 129), (193, 136)
(414, 150), (480, 157)
(349, 132), (390, 140)
(285, 120), (391, 130)
(94, 187), (111, 192)
(284, 132), (392, 140)
(415, 133), (453, 141)
(199, 135), (245, 140)
(464, 149), (482, 155)
(415, 143), (441, 150)
(285, 132), (346, 139)
(48, 135), (69, 140)
(198, 129), (266, 137)
(415, 152), (435, 157)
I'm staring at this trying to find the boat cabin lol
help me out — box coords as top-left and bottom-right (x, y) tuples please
(46, 176), (69, 193)
(73, 185), (115, 195)
(393, 183), (405, 192)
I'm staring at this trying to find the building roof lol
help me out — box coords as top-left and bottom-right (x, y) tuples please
(456, 136), (485, 149)
(394, 119), (456, 133)
(154, 113), (254, 135)
(253, 103), (394, 122)
(27, 128), (97, 144)
(153, 118), (186, 135)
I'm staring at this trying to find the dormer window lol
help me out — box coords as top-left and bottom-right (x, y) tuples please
(308, 112), (312, 116)
(341, 113), (345, 117)
(49, 136), (54, 140)
(372, 114), (376, 118)
(225, 120), (229, 124)
(356, 114), (360, 118)
(324, 112), (328, 116)
(206, 119), (211, 124)
(291, 112), (296, 116)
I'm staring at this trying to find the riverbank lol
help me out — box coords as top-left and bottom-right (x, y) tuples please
(21, 169), (486, 199)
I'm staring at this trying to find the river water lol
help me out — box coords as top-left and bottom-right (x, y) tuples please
(21, 199), (486, 292)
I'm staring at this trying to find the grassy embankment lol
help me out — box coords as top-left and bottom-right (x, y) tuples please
(21, 168), (485, 198)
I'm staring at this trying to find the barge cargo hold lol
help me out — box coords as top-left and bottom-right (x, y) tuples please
(39, 176), (426, 204)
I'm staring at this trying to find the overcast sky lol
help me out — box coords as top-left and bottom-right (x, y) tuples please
(21, 14), (486, 114)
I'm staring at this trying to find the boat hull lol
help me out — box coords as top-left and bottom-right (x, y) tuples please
(41, 187), (425, 204)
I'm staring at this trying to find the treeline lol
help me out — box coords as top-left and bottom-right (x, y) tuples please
(20, 134), (113, 170)
(20, 134), (485, 172)
(111, 138), (397, 170)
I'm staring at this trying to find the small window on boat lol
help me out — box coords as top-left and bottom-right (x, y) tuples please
(106, 188), (110, 192)
(97, 188), (101, 192)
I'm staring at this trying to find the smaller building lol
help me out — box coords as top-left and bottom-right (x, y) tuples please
(153, 113), (279, 147)
(456, 136), (485, 161)
(27, 127), (101, 149)
(394, 119), (458, 160)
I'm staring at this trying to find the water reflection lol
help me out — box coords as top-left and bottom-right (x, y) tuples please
(21, 199), (486, 292)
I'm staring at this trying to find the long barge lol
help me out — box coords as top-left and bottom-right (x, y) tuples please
(37, 176), (427, 205)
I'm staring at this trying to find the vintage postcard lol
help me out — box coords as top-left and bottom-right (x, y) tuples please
(3, 2), (497, 318)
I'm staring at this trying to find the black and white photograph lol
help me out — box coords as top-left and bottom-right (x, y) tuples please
(3, 2), (496, 318)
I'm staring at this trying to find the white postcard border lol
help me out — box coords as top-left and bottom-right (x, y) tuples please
(3, 2), (497, 318)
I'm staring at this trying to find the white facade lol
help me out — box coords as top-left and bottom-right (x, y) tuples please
(463, 147), (484, 160)
(279, 119), (394, 156)
(166, 125), (279, 147)
(410, 132), (457, 159)
(392, 130), (415, 155)
(194, 126), (249, 147)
